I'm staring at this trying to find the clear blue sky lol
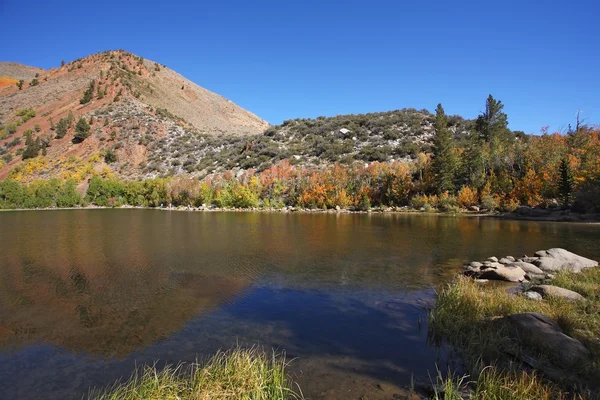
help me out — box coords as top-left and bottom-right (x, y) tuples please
(1, 0), (598, 134)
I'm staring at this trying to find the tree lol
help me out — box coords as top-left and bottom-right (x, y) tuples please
(22, 132), (40, 160)
(431, 103), (457, 193)
(73, 117), (90, 143)
(16, 80), (24, 90)
(475, 95), (511, 143)
(55, 118), (68, 138)
(61, 60), (65, 67)
(558, 156), (574, 207)
(80, 80), (95, 104)
(30, 78), (39, 86)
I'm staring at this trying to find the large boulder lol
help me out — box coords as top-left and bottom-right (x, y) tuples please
(500, 312), (590, 367)
(479, 266), (526, 282)
(533, 248), (598, 273)
(529, 285), (586, 302)
(510, 261), (544, 275)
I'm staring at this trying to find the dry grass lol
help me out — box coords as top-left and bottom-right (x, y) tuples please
(89, 347), (302, 400)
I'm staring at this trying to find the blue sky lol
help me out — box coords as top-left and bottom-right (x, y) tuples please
(1, 0), (598, 134)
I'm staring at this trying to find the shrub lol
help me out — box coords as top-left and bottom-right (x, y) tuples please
(481, 194), (499, 211)
(457, 185), (479, 208)
(410, 194), (429, 209)
(104, 149), (117, 164)
(30, 78), (39, 86)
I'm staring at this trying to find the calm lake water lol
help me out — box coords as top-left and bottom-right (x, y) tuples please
(0, 210), (599, 399)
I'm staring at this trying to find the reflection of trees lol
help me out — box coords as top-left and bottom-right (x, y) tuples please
(0, 210), (597, 358)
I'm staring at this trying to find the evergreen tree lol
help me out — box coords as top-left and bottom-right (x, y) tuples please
(55, 118), (68, 139)
(80, 80), (95, 104)
(73, 117), (90, 143)
(558, 156), (574, 207)
(475, 95), (511, 143)
(22, 132), (40, 160)
(432, 103), (457, 193)
(16, 80), (24, 90)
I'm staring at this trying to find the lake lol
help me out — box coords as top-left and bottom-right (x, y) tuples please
(0, 210), (599, 399)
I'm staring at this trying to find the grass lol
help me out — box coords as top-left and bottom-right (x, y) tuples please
(428, 268), (600, 399)
(88, 347), (302, 400)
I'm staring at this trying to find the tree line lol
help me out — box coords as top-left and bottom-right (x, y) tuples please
(1, 95), (599, 213)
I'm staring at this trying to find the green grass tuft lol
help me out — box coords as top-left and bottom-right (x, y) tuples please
(429, 269), (600, 398)
(88, 347), (302, 400)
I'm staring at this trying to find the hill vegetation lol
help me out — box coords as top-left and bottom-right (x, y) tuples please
(0, 51), (598, 215)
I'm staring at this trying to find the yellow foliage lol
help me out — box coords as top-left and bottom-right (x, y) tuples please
(457, 186), (479, 208)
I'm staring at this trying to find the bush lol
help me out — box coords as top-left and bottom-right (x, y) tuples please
(481, 194), (499, 211)
(410, 194), (429, 209)
(104, 149), (117, 164)
(457, 185), (479, 208)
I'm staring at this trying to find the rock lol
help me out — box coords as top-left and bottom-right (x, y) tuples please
(470, 206), (480, 212)
(474, 279), (489, 284)
(509, 261), (544, 275)
(470, 261), (483, 268)
(487, 256), (499, 262)
(533, 248), (598, 273)
(522, 291), (543, 301)
(500, 312), (590, 367)
(520, 256), (539, 264)
(546, 273), (556, 280)
(479, 266), (527, 282)
(499, 257), (513, 265)
(525, 273), (547, 281)
(529, 285), (585, 302)
(506, 256), (515, 262)
(481, 262), (502, 270)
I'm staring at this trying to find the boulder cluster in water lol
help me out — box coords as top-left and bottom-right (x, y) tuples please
(463, 248), (599, 284)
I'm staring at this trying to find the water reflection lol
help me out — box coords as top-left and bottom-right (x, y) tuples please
(0, 210), (599, 399)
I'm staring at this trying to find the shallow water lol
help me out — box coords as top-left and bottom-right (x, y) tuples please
(0, 210), (599, 399)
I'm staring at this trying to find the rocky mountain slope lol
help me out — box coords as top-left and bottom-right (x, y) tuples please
(0, 50), (268, 180)
(0, 50), (480, 183)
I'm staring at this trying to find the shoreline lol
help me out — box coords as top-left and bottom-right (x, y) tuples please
(1, 205), (599, 223)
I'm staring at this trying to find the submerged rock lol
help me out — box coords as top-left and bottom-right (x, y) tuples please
(533, 248), (598, 273)
(529, 285), (586, 302)
(500, 312), (590, 367)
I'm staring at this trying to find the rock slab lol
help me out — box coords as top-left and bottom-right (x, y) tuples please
(533, 248), (598, 273)
(529, 285), (586, 302)
(501, 312), (589, 367)
(479, 266), (526, 282)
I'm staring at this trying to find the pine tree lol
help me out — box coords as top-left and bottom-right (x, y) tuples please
(80, 80), (95, 104)
(55, 118), (68, 139)
(475, 95), (511, 143)
(558, 156), (574, 207)
(432, 103), (457, 193)
(73, 117), (90, 143)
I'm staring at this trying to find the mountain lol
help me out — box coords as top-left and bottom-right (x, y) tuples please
(0, 50), (479, 183)
(0, 50), (268, 180)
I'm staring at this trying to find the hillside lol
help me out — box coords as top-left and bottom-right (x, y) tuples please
(0, 50), (268, 181)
